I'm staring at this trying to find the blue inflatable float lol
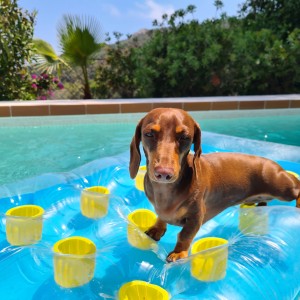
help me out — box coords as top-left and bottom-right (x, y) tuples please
(0, 134), (299, 300)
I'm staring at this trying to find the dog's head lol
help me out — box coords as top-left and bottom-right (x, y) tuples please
(129, 108), (201, 183)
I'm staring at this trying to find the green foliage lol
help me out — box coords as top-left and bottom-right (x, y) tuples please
(239, 0), (300, 38)
(133, 7), (236, 97)
(57, 15), (105, 99)
(93, 32), (140, 98)
(2, 0), (298, 100)
(32, 39), (69, 75)
(94, 1), (300, 98)
(0, 0), (36, 100)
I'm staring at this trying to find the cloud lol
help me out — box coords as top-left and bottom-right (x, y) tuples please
(102, 4), (121, 17)
(134, 0), (175, 21)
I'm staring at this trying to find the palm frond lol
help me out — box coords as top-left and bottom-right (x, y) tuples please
(31, 39), (70, 75)
(57, 15), (104, 66)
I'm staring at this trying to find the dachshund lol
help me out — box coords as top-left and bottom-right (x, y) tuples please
(129, 108), (300, 262)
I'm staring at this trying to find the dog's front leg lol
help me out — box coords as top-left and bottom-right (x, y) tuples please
(145, 217), (167, 241)
(167, 218), (201, 262)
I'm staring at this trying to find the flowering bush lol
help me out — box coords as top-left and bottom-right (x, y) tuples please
(31, 73), (64, 100)
(0, 0), (36, 100)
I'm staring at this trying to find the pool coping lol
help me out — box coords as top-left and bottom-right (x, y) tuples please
(0, 94), (300, 117)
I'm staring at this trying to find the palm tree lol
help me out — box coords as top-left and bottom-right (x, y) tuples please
(32, 39), (69, 75)
(57, 15), (105, 99)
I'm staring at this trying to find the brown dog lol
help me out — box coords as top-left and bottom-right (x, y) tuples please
(129, 108), (300, 262)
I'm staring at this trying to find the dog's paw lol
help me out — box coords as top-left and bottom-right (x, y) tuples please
(166, 251), (188, 263)
(145, 226), (166, 241)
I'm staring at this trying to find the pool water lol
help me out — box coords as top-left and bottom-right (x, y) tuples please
(194, 111), (300, 146)
(0, 108), (300, 299)
(0, 122), (134, 185)
(0, 109), (299, 186)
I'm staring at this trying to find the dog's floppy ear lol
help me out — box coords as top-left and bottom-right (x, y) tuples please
(129, 118), (143, 178)
(193, 122), (202, 158)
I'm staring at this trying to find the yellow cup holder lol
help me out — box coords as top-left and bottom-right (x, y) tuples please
(191, 237), (228, 282)
(287, 170), (299, 179)
(127, 209), (157, 250)
(80, 186), (110, 219)
(119, 280), (169, 300)
(5, 205), (44, 246)
(135, 166), (147, 191)
(53, 236), (96, 288)
(239, 203), (269, 235)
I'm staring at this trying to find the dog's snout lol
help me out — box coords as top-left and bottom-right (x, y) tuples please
(154, 167), (174, 182)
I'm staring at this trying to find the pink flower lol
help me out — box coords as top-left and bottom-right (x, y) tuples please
(57, 82), (64, 89)
(53, 77), (59, 84)
(31, 74), (37, 79)
(31, 83), (37, 89)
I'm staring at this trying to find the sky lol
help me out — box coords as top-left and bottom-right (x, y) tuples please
(19, 0), (242, 53)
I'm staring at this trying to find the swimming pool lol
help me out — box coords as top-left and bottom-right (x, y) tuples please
(0, 108), (299, 186)
(0, 108), (300, 299)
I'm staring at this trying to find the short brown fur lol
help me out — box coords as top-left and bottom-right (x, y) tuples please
(129, 108), (300, 262)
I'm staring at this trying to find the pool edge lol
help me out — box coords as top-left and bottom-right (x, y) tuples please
(0, 95), (300, 117)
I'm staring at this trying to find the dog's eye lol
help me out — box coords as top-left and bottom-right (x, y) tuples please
(144, 132), (154, 138)
(178, 134), (190, 141)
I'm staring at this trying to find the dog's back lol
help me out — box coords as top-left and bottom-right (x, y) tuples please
(129, 108), (300, 262)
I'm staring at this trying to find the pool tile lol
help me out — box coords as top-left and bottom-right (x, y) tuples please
(152, 102), (183, 109)
(50, 104), (86, 115)
(265, 100), (289, 109)
(290, 100), (300, 108)
(86, 104), (120, 114)
(211, 101), (239, 110)
(121, 103), (152, 113)
(183, 102), (212, 111)
(1, 97), (298, 117)
(239, 101), (265, 110)
(0, 106), (11, 117)
(11, 105), (49, 116)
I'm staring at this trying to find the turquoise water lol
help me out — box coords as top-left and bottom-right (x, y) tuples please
(195, 111), (300, 147)
(0, 109), (299, 186)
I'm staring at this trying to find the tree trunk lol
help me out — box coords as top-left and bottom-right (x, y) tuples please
(82, 64), (92, 99)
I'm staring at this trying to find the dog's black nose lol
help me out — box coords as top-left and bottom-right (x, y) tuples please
(154, 167), (174, 182)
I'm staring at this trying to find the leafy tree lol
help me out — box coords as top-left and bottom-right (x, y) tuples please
(0, 0), (36, 100)
(93, 2), (300, 98)
(134, 6), (234, 97)
(93, 32), (141, 98)
(134, 3), (300, 96)
(239, 0), (300, 38)
(57, 15), (105, 99)
(233, 0), (300, 93)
